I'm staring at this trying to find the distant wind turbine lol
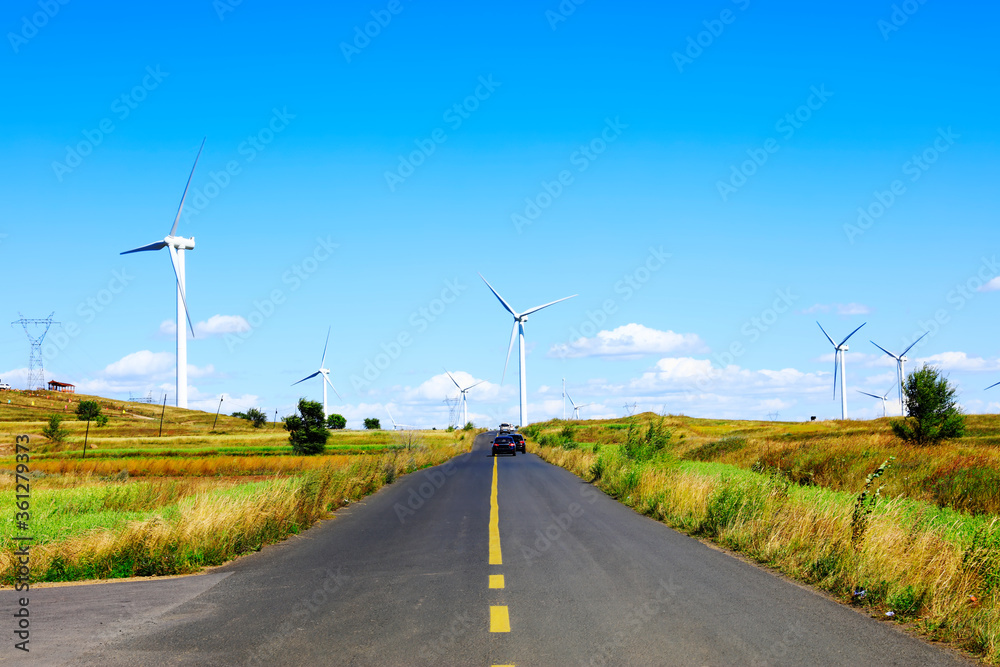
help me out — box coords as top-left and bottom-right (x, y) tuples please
(817, 321), (866, 420)
(445, 370), (484, 427)
(292, 327), (341, 418)
(480, 273), (576, 427)
(858, 386), (895, 418)
(121, 138), (205, 408)
(385, 405), (415, 431)
(566, 391), (592, 420)
(871, 332), (928, 416)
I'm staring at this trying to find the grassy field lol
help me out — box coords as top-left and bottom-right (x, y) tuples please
(0, 389), (474, 583)
(525, 413), (1000, 664)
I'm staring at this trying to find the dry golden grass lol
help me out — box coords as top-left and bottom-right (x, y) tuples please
(534, 439), (1000, 664)
(0, 442), (471, 584)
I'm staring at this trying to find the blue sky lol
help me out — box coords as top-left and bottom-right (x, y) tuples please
(2, 0), (998, 427)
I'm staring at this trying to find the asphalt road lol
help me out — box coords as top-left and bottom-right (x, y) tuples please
(2, 432), (974, 666)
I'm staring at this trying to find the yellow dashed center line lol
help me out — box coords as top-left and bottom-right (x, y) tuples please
(489, 574), (505, 589)
(490, 605), (511, 632)
(489, 454), (502, 565)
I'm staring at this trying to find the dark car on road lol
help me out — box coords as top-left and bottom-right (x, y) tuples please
(491, 435), (516, 456)
(509, 433), (525, 453)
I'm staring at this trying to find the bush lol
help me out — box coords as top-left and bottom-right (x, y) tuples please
(284, 399), (330, 455)
(462, 421), (474, 431)
(42, 414), (68, 443)
(622, 417), (672, 463)
(891, 365), (965, 445)
(363, 418), (381, 430)
(326, 413), (347, 430)
(243, 408), (268, 429)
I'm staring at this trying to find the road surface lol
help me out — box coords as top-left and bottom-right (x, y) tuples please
(2, 432), (973, 665)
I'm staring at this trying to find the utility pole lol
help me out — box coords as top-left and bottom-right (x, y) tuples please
(212, 396), (224, 430)
(158, 393), (167, 437)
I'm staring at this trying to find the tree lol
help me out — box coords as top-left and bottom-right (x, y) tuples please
(42, 414), (68, 444)
(891, 364), (965, 445)
(364, 417), (381, 430)
(76, 400), (102, 458)
(326, 413), (347, 430)
(243, 407), (268, 429)
(284, 399), (330, 455)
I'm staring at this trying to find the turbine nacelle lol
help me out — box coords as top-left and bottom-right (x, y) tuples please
(165, 235), (195, 250)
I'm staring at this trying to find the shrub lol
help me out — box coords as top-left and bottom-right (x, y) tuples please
(326, 413), (347, 430)
(243, 407), (268, 429)
(364, 418), (382, 430)
(891, 365), (965, 445)
(42, 414), (68, 443)
(622, 417), (672, 462)
(462, 421), (474, 431)
(284, 399), (330, 455)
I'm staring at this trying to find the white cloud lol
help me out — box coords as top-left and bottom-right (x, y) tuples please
(549, 323), (707, 360)
(160, 314), (251, 338)
(914, 352), (1000, 373)
(978, 277), (1000, 293)
(105, 350), (175, 378)
(802, 303), (871, 316)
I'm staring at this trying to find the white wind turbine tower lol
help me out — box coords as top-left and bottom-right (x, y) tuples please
(292, 327), (341, 418)
(445, 370), (484, 428)
(121, 138), (205, 408)
(566, 390), (591, 420)
(817, 321), (866, 420)
(870, 332), (928, 416)
(480, 274), (576, 427)
(857, 385), (894, 418)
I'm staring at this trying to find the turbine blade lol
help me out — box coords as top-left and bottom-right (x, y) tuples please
(170, 137), (206, 237)
(465, 379), (485, 391)
(501, 321), (517, 384)
(986, 381), (1000, 391)
(817, 322), (836, 347)
(479, 273), (518, 317)
(566, 391), (576, 408)
(166, 245), (195, 337)
(857, 390), (882, 399)
(292, 371), (321, 386)
(900, 331), (929, 357)
(521, 293), (578, 317)
(839, 322), (867, 347)
(445, 369), (462, 390)
(121, 240), (168, 255)
(323, 373), (342, 400)
(320, 327), (331, 367)
(870, 340), (899, 360)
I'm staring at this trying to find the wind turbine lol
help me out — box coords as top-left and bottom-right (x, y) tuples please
(292, 327), (341, 418)
(480, 274), (576, 427)
(121, 138), (205, 408)
(566, 391), (592, 420)
(871, 332), (928, 416)
(385, 405), (415, 430)
(858, 386), (894, 418)
(817, 321), (866, 420)
(444, 370), (484, 427)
